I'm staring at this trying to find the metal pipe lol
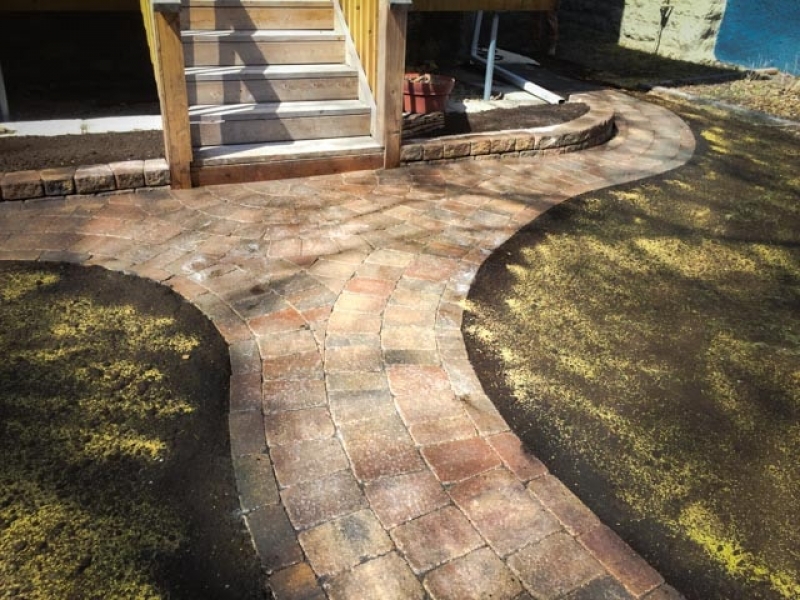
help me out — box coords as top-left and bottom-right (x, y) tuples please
(0, 61), (10, 122)
(470, 10), (565, 105)
(483, 12), (500, 101)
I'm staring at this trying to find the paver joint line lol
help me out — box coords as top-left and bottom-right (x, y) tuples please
(0, 89), (693, 600)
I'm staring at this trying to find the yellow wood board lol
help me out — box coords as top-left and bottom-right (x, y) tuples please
(412, 0), (557, 11)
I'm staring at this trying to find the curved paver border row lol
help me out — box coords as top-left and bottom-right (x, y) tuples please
(0, 89), (694, 600)
(400, 93), (616, 164)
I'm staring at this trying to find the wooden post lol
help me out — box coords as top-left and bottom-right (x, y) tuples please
(377, 0), (410, 169)
(152, 3), (192, 189)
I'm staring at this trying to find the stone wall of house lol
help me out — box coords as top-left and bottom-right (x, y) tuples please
(560, 0), (727, 63)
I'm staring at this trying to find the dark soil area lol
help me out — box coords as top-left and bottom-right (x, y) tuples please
(0, 131), (165, 173)
(408, 102), (590, 140)
(0, 262), (265, 600)
(463, 96), (800, 600)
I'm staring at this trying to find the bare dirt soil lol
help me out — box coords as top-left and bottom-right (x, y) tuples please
(463, 92), (800, 600)
(0, 131), (165, 174)
(0, 262), (265, 600)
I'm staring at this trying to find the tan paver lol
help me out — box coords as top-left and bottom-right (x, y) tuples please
(0, 90), (693, 600)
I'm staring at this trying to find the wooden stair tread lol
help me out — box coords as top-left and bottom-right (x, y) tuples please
(185, 64), (356, 79)
(182, 0), (331, 7)
(189, 100), (370, 121)
(182, 29), (343, 41)
(193, 136), (381, 166)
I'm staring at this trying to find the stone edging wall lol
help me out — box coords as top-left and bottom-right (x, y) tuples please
(400, 97), (616, 164)
(0, 159), (170, 202)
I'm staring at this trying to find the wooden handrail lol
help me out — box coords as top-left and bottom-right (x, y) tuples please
(140, 0), (192, 188)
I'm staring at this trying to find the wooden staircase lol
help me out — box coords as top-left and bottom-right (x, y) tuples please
(180, 0), (384, 185)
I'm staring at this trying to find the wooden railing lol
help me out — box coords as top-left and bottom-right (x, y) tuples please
(339, 0), (409, 167)
(339, 0), (380, 94)
(139, 0), (192, 188)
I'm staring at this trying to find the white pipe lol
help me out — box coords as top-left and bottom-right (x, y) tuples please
(470, 11), (565, 105)
(0, 61), (10, 122)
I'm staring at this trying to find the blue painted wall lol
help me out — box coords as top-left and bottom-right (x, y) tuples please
(716, 0), (800, 74)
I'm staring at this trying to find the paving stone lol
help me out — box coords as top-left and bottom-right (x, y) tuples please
(487, 432), (548, 482)
(258, 329), (319, 359)
(408, 414), (476, 446)
(281, 470), (367, 530)
(229, 371), (262, 412)
(262, 351), (324, 381)
(450, 468), (561, 557)
(233, 453), (280, 510)
(528, 474), (600, 536)
(364, 469), (450, 529)
(422, 436), (502, 484)
(563, 576), (635, 600)
(394, 390), (465, 425)
(579, 526), (664, 597)
(642, 584), (686, 600)
(387, 364), (451, 397)
(143, 158), (170, 187)
(245, 504), (304, 573)
(109, 160), (145, 189)
(339, 413), (425, 481)
(299, 509), (393, 576)
(423, 547), (523, 600)
(269, 562), (325, 600)
(325, 344), (382, 372)
(249, 307), (307, 335)
(2, 170), (43, 200)
(325, 552), (425, 600)
(391, 505), (483, 573)
(264, 406), (335, 447)
(329, 389), (396, 425)
(508, 532), (606, 599)
(74, 164), (116, 194)
(263, 379), (327, 413)
(229, 410), (267, 455)
(40, 167), (76, 196)
(271, 437), (350, 488)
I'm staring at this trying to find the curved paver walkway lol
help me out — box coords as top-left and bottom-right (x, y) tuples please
(0, 90), (693, 600)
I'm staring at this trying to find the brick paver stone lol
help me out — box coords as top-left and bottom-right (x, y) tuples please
(269, 562), (326, 600)
(423, 547), (523, 600)
(450, 468), (561, 557)
(508, 532), (607, 599)
(264, 407), (335, 447)
(528, 474), (601, 536)
(299, 509), (393, 576)
(391, 505), (484, 573)
(339, 413), (425, 481)
(233, 453), (280, 511)
(245, 504), (304, 573)
(563, 576), (635, 600)
(271, 437), (350, 487)
(579, 525), (665, 597)
(422, 436), (503, 484)
(487, 431), (548, 482)
(324, 552), (425, 600)
(281, 470), (367, 530)
(364, 469), (450, 529)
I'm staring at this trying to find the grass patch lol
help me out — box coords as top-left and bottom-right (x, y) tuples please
(464, 95), (800, 599)
(0, 262), (262, 599)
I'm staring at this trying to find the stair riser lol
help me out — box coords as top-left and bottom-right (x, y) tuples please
(187, 78), (359, 104)
(181, 7), (333, 30)
(184, 41), (345, 66)
(191, 114), (372, 146)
